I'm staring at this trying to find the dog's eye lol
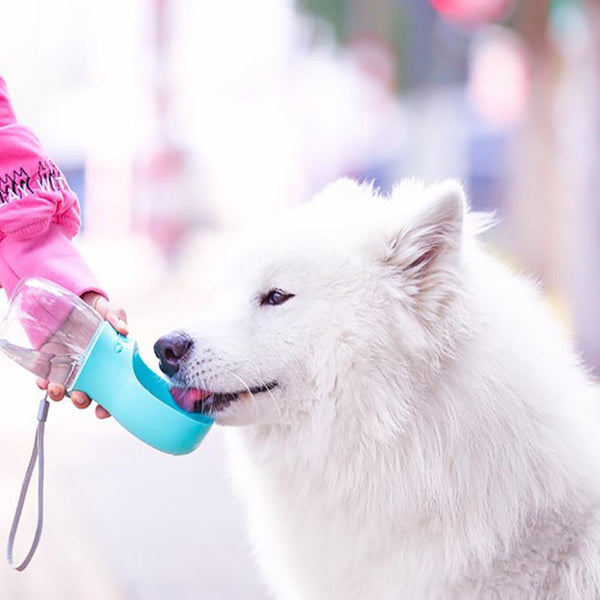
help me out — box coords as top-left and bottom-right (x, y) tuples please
(260, 288), (294, 306)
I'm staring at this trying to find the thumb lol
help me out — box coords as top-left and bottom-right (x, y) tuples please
(106, 306), (129, 336)
(92, 296), (128, 336)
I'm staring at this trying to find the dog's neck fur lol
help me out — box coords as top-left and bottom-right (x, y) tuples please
(228, 250), (600, 600)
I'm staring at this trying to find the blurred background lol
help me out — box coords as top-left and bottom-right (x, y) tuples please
(0, 0), (599, 598)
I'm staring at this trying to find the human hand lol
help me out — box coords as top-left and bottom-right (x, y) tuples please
(36, 291), (128, 419)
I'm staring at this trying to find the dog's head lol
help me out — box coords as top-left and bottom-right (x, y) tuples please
(156, 178), (472, 426)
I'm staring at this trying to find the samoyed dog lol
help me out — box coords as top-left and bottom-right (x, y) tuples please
(156, 179), (600, 599)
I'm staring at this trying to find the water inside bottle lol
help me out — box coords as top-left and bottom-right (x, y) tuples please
(0, 278), (102, 388)
(0, 339), (82, 387)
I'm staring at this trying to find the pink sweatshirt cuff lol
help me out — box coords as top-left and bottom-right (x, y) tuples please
(0, 223), (106, 300)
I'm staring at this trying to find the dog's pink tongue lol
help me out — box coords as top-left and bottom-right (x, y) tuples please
(170, 387), (211, 412)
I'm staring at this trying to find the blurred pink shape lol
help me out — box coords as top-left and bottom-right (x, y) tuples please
(431, 0), (513, 25)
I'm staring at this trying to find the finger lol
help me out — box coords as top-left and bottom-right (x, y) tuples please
(92, 296), (110, 320)
(94, 296), (128, 335)
(48, 383), (65, 401)
(82, 292), (103, 312)
(114, 306), (127, 324)
(106, 309), (129, 336)
(71, 391), (91, 409)
(36, 378), (49, 391)
(95, 405), (111, 419)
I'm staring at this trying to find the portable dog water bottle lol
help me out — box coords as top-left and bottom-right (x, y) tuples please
(0, 277), (212, 571)
(0, 277), (213, 455)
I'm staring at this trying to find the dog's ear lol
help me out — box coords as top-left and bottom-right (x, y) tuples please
(382, 180), (466, 290)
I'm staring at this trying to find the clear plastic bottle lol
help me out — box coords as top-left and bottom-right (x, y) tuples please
(0, 278), (102, 388)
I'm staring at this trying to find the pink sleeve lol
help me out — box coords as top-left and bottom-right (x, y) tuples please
(0, 76), (107, 300)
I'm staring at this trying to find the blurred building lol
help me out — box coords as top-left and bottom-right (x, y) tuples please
(301, 0), (600, 374)
(1, 0), (597, 367)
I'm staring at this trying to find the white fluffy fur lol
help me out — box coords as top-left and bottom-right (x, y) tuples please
(175, 178), (600, 599)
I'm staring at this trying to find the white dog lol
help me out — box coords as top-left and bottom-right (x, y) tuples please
(157, 179), (600, 599)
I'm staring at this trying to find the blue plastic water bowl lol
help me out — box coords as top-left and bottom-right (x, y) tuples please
(72, 321), (213, 455)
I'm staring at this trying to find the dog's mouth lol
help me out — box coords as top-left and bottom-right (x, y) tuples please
(170, 381), (278, 415)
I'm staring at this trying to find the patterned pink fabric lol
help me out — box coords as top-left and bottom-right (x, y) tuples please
(0, 76), (106, 300)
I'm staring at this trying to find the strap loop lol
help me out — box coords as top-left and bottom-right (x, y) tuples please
(6, 393), (49, 571)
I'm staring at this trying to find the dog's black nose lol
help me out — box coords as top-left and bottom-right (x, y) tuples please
(154, 332), (193, 377)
